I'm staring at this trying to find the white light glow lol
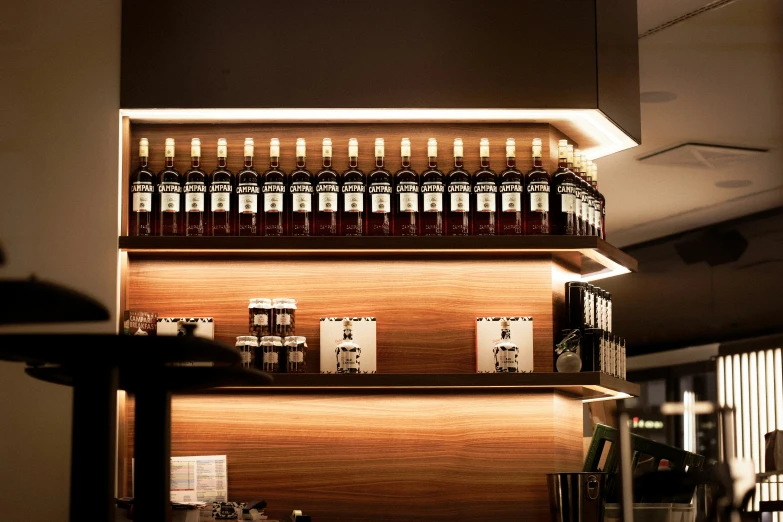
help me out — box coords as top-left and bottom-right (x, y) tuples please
(717, 356), (725, 407)
(726, 356), (734, 408)
(118, 108), (638, 160)
(776, 348), (783, 430)
(683, 390), (696, 453)
(768, 350), (777, 433)
(741, 353), (751, 461)
(582, 392), (633, 403)
(749, 352), (760, 475)
(759, 352), (768, 472)
(734, 354), (743, 458)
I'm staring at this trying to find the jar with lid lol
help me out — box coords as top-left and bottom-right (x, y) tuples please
(258, 335), (283, 373)
(235, 336), (258, 369)
(250, 298), (272, 336)
(272, 298), (297, 337)
(284, 335), (307, 373)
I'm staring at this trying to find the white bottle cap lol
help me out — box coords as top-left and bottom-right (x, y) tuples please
(270, 138), (280, 158)
(453, 138), (464, 158)
(295, 138), (306, 158)
(375, 138), (384, 158)
(480, 138), (490, 158)
(505, 138), (515, 158)
(567, 144), (574, 163)
(322, 138), (332, 158)
(139, 138), (149, 157)
(400, 137), (411, 157)
(427, 138), (437, 158)
(573, 150), (582, 169)
(532, 138), (542, 158)
(164, 138), (175, 158)
(592, 164), (598, 182)
(348, 138), (359, 158)
(191, 138), (201, 157)
(217, 138), (227, 158)
(558, 139), (568, 158)
(244, 138), (254, 157)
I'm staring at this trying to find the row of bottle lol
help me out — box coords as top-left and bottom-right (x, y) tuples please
(565, 282), (613, 333)
(237, 335), (307, 373)
(128, 137), (605, 238)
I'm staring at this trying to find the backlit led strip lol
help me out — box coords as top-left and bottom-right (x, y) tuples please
(717, 347), (783, 516)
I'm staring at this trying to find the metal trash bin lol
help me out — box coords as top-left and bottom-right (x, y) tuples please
(547, 472), (608, 522)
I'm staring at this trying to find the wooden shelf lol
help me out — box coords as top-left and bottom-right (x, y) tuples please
(119, 235), (637, 280)
(209, 371), (639, 400)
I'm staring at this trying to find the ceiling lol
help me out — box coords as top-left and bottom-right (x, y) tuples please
(603, 0), (783, 248)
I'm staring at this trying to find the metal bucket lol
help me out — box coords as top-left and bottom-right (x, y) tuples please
(547, 472), (608, 522)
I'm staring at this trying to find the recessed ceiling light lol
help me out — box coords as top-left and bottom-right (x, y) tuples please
(640, 91), (678, 103)
(715, 180), (753, 189)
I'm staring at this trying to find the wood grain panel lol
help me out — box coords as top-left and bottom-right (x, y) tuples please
(153, 392), (583, 521)
(128, 123), (572, 180)
(127, 256), (561, 373)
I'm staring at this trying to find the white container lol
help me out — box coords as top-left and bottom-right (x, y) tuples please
(320, 317), (377, 373)
(475, 317), (533, 373)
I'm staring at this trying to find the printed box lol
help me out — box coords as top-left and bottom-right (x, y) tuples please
(157, 317), (214, 339)
(475, 317), (534, 372)
(123, 310), (157, 336)
(320, 317), (377, 373)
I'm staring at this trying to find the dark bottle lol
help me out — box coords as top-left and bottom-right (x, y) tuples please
(365, 138), (392, 236)
(567, 144), (584, 236)
(445, 138), (471, 236)
(314, 138), (339, 236)
(236, 138), (260, 236)
(550, 139), (578, 235)
(340, 138), (365, 236)
(591, 163), (606, 239)
(419, 138), (445, 236)
(288, 138), (314, 236)
(183, 138), (208, 236)
(209, 138), (234, 236)
(498, 138), (523, 235)
(577, 152), (595, 237)
(129, 138), (155, 236)
(157, 138), (182, 236)
(524, 138), (551, 235)
(472, 138), (497, 235)
(585, 159), (597, 237)
(393, 137), (419, 236)
(262, 138), (286, 236)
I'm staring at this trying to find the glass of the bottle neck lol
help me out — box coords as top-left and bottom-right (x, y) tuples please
(165, 156), (175, 168)
(270, 156), (279, 168)
(506, 156), (516, 168)
(348, 156), (358, 168)
(139, 156), (149, 167)
(217, 157), (227, 168)
(401, 156), (410, 168)
(375, 156), (384, 168)
(427, 157), (437, 169)
(296, 156), (306, 169)
(244, 156), (253, 168)
(532, 156), (542, 168)
(322, 156), (332, 168)
(454, 156), (464, 168)
(558, 157), (568, 168)
(191, 156), (200, 168)
(480, 156), (490, 168)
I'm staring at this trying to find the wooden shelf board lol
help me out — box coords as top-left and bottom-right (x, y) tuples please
(119, 236), (637, 279)
(204, 371), (639, 400)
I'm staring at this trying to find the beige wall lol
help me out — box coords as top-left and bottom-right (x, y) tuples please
(0, 0), (121, 519)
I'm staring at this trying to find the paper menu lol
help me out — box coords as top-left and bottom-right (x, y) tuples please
(169, 455), (227, 503)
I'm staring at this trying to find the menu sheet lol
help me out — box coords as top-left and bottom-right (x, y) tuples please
(169, 455), (227, 503)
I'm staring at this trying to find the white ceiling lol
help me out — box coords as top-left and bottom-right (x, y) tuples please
(603, 0), (783, 247)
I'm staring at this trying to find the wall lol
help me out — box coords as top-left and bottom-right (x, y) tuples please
(0, 0), (121, 519)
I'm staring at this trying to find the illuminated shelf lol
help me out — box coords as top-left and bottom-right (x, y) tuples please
(211, 372), (639, 401)
(119, 235), (637, 281)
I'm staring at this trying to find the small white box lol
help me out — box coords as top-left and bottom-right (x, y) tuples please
(320, 317), (377, 373)
(475, 317), (534, 373)
(157, 317), (215, 339)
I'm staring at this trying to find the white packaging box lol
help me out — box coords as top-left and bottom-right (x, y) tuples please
(157, 317), (215, 338)
(320, 317), (377, 373)
(475, 317), (534, 373)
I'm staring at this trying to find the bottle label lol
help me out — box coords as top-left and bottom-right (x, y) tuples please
(263, 351), (278, 364)
(369, 183), (392, 213)
(254, 314), (268, 326)
(422, 182), (444, 212)
(242, 350), (251, 366)
(528, 181), (550, 212)
(581, 198), (589, 225)
(210, 181), (231, 212)
(139, 142), (149, 157)
(532, 143), (542, 158)
(290, 182), (313, 212)
(217, 144), (227, 158)
(263, 182), (285, 212)
(338, 350), (359, 370)
(159, 182), (181, 212)
(165, 145), (175, 157)
(397, 181), (418, 212)
(448, 181), (471, 212)
(474, 182), (496, 212)
(558, 182), (576, 214)
(131, 182), (154, 212)
(500, 182), (522, 212)
(237, 183), (258, 213)
(323, 144), (332, 157)
(288, 351), (304, 363)
(317, 181), (339, 212)
(276, 313), (291, 325)
(184, 182), (206, 212)
(344, 193), (364, 212)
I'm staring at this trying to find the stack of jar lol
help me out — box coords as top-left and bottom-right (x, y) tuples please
(237, 297), (306, 373)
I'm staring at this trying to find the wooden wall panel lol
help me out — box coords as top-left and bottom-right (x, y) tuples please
(127, 257), (562, 373)
(128, 122), (570, 180)
(146, 392), (584, 522)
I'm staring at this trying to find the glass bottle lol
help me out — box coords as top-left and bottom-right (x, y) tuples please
(472, 138), (497, 235)
(235, 336), (258, 369)
(183, 138), (208, 236)
(366, 138), (392, 236)
(592, 163), (606, 239)
(419, 138), (444, 236)
(259, 335), (282, 373)
(157, 138), (182, 236)
(567, 144), (583, 236)
(314, 138), (339, 236)
(129, 138), (155, 236)
(572, 149), (585, 236)
(236, 138), (260, 236)
(498, 138), (523, 235)
(445, 138), (471, 236)
(335, 319), (361, 374)
(579, 154), (595, 237)
(493, 319), (519, 373)
(209, 138), (234, 236)
(340, 138), (365, 236)
(284, 335), (307, 373)
(262, 138), (286, 236)
(524, 138), (550, 235)
(289, 138), (314, 236)
(272, 297), (296, 337)
(393, 137), (419, 236)
(249, 298), (272, 337)
(550, 139), (578, 235)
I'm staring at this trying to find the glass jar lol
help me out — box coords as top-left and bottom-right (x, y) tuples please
(258, 335), (283, 373)
(235, 335), (258, 369)
(272, 297), (297, 337)
(284, 335), (307, 373)
(251, 298), (272, 336)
